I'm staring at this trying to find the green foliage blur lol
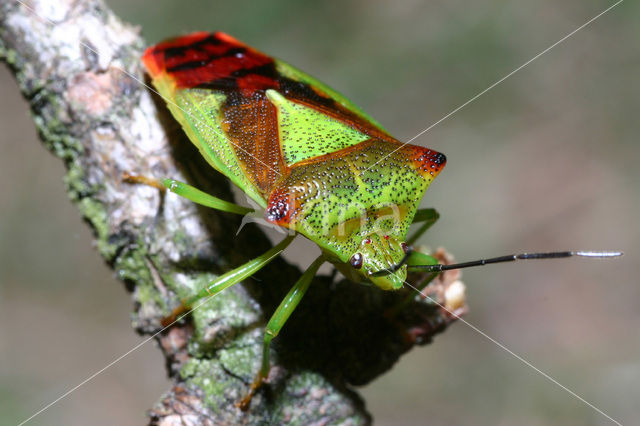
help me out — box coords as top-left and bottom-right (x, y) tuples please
(2, 1), (638, 424)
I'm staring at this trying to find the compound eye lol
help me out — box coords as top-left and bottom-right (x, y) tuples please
(349, 253), (363, 269)
(401, 242), (409, 253)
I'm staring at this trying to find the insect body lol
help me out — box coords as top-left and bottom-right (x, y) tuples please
(142, 31), (447, 406)
(141, 32), (620, 408)
(143, 32), (446, 291)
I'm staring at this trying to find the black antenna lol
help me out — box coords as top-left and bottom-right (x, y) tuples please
(371, 250), (623, 277)
(377, 246), (414, 275)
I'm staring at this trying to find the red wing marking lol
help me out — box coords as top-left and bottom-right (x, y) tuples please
(142, 32), (279, 96)
(410, 148), (447, 178)
(142, 32), (447, 201)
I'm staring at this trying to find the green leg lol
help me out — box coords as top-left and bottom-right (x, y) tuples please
(237, 255), (325, 410)
(406, 251), (440, 294)
(162, 178), (253, 215)
(406, 250), (438, 269)
(406, 208), (439, 246)
(124, 173), (253, 215)
(405, 208), (441, 295)
(162, 235), (295, 326)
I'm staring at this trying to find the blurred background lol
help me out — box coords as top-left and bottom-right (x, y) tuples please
(1, 0), (638, 424)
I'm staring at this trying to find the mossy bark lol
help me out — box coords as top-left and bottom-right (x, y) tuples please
(0, 1), (463, 424)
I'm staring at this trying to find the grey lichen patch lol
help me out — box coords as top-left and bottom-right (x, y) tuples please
(32, 111), (84, 162)
(0, 46), (17, 66)
(134, 274), (160, 306)
(0, 43), (38, 95)
(64, 161), (94, 201)
(217, 334), (264, 379)
(170, 229), (189, 250)
(114, 242), (153, 287)
(118, 248), (169, 328)
(76, 197), (114, 257)
(272, 372), (367, 425)
(190, 287), (261, 352)
(165, 272), (217, 302)
(180, 357), (243, 414)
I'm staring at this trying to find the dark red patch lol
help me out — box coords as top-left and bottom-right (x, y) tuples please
(237, 72), (279, 94)
(349, 253), (364, 269)
(142, 32), (279, 96)
(142, 32), (396, 143)
(266, 189), (298, 226)
(267, 201), (289, 222)
(412, 148), (447, 178)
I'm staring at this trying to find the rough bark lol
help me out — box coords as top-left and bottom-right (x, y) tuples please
(0, 1), (465, 424)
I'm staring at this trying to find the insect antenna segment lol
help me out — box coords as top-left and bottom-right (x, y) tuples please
(371, 250), (623, 276)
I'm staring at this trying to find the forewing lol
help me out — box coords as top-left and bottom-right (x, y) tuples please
(143, 33), (273, 205)
(143, 31), (447, 253)
(143, 32), (397, 203)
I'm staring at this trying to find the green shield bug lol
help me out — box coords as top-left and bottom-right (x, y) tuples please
(138, 31), (621, 408)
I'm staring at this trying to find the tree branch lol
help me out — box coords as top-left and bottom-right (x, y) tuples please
(0, 1), (465, 424)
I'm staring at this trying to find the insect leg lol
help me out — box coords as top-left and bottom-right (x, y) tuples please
(406, 251), (441, 292)
(124, 173), (252, 215)
(406, 208), (439, 245)
(122, 173), (167, 190)
(237, 255), (325, 410)
(162, 235), (295, 326)
(162, 178), (254, 215)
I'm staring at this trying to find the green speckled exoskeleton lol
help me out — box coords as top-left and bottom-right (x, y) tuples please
(136, 31), (621, 409)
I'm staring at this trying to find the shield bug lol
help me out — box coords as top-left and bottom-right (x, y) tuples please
(139, 32), (621, 408)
